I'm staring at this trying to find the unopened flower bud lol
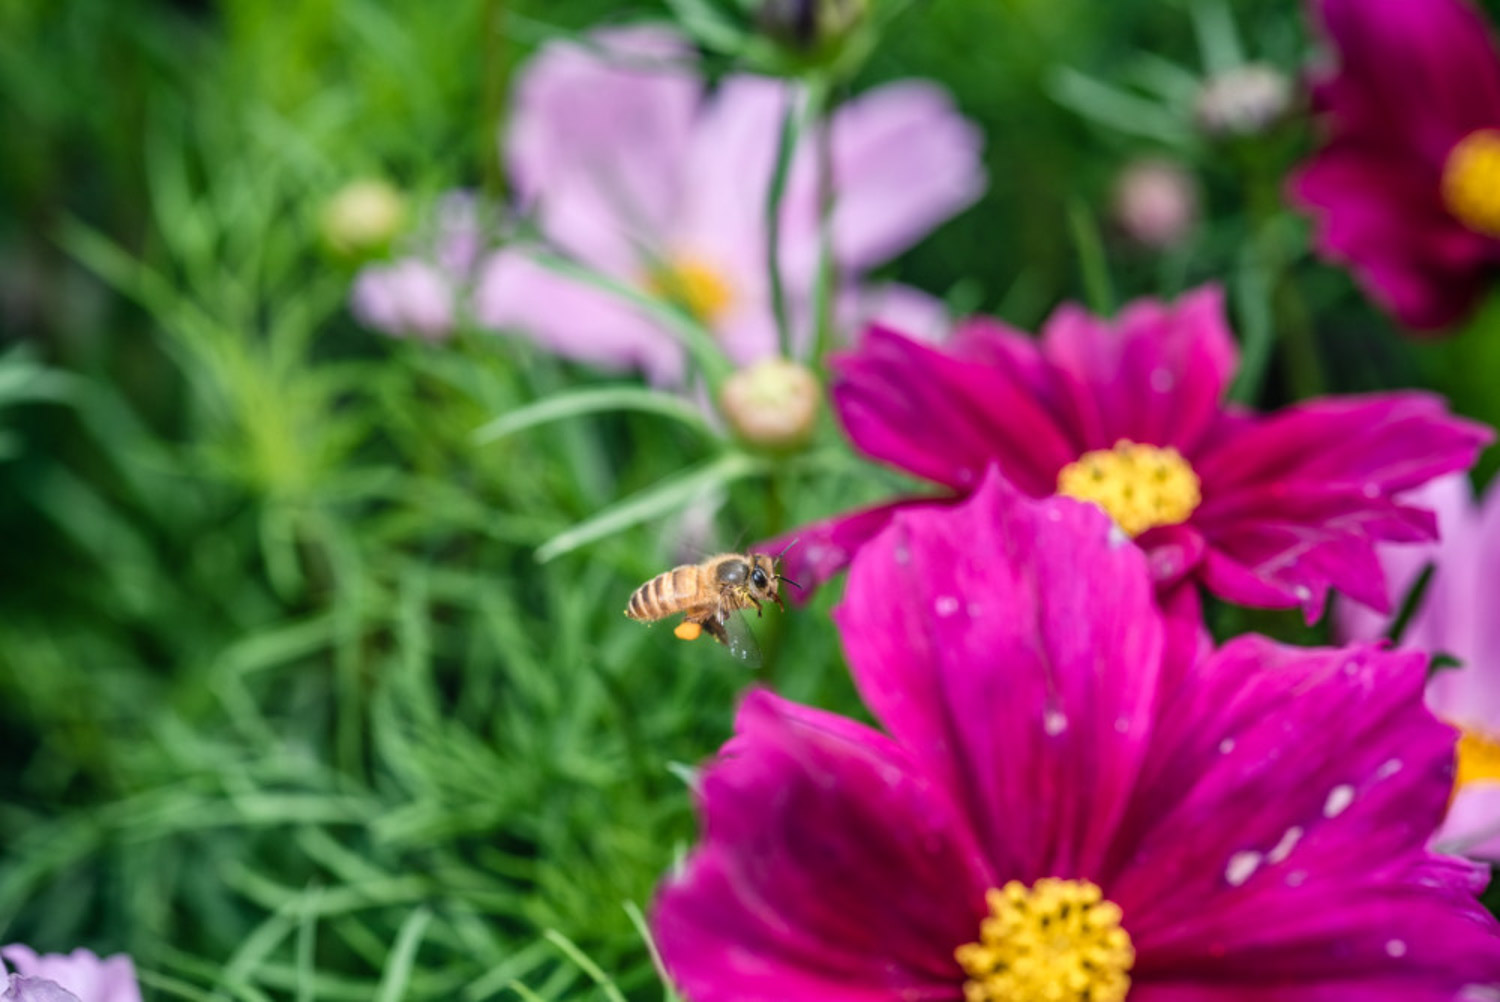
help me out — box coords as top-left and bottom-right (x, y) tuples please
(321, 179), (407, 259)
(718, 359), (821, 450)
(1112, 159), (1200, 250)
(757, 0), (868, 55)
(1194, 64), (1292, 138)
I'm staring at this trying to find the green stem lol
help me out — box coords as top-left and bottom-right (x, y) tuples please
(809, 76), (838, 366)
(766, 93), (799, 360)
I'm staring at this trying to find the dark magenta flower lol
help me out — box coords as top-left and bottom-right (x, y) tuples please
(771, 286), (1490, 621)
(1290, 0), (1500, 331)
(653, 473), (1500, 1002)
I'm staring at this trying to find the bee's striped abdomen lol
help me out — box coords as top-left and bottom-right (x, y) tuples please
(625, 564), (700, 621)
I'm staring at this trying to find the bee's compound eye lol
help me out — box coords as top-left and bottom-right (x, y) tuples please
(751, 569), (769, 589)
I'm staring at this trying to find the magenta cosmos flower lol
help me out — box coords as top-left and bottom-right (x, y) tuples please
(1290, 0), (1500, 331)
(770, 286), (1490, 621)
(1, 946), (140, 1002)
(653, 473), (1500, 1002)
(1338, 474), (1500, 861)
(474, 26), (984, 383)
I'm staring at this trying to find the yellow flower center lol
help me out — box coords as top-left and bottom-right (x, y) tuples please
(1456, 729), (1500, 791)
(1442, 129), (1500, 238)
(646, 256), (734, 325)
(956, 880), (1135, 1002)
(1055, 440), (1201, 537)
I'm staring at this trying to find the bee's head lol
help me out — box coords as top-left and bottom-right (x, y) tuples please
(744, 553), (778, 602)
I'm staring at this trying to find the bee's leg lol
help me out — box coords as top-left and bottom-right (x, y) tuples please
(750, 596), (763, 618)
(701, 616), (730, 646)
(773, 594), (786, 613)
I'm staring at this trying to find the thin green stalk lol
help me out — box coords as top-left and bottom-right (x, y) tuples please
(766, 91), (800, 359)
(809, 76), (838, 366)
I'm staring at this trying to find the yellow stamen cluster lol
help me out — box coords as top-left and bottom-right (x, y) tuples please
(1056, 440), (1201, 537)
(1442, 129), (1500, 239)
(1457, 729), (1500, 791)
(647, 256), (735, 324)
(956, 880), (1134, 1002)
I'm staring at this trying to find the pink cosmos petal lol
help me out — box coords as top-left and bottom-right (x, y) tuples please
(833, 326), (1076, 495)
(780, 82), (985, 276)
(1438, 783), (1500, 861)
(1194, 392), (1491, 619)
(834, 471), (1163, 880)
(473, 250), (684, 384)
(673, 76), (790, 290)
(843, 283), (953, 344)
(1039, 285), (1238, 453)
(350, 259), (455, 341)
(761, 497), (953, 603)
(0, 948), (140, 1002)
(1107, 638), (1500, 988)
(505, 27), (696, 271)
(3, 978), (80, 1002)
(652, 689), (989, 1002)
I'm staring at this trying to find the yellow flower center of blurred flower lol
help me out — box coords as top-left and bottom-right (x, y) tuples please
(956, 879), (1134, 1002)
(1456, 729), (1500, 791)
(1056, 440), (1201, 537)
(647, 256), (735, 325)
(1442, 130), (1500, 238)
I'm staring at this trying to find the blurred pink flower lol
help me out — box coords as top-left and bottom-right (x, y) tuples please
(1337, 474), (1500, 860)
(1290, 0), (1500, 331)
(766, 286), (1492, 620)
(350, 190), (483, 341)
(1, 947), (140, 1002)
(1111, 159), (1199, 250)
(653, 473), (1500, 1002)
(474, 25), (983, 382)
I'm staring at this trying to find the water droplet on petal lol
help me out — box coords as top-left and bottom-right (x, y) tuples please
(1043, 709), (1068, 736)
(1284, 869), (1308, 887)
(1323, 784), (1356, 818)
(1385, 940), (1407, 958)
(1108, 524), (1129, 549)
(1046, 507), (1062, 522)
(1294, 585), (1311, 601)
(1267, 826), (1302, 864)
(1362, 484), (1380, 499)
(967, 602), (984, 618)
(1218, 738), (1236, 754)
(935, 595), (960, 617)
(893, 544), (910, 565)
(1115, 716), (1132, 733)
(1376, 758), (1402, 780)
(1225, 850), (1262, 887)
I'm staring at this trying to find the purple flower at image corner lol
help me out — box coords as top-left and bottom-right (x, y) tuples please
(350, 190), (485, 341)
(1337, 473), (1500, 861)
(652, 473), (1500, 1002)
(472, 25), (985, 384)
(766, 285), (1492, 622)
(1290, 0), (1500, 332)
(1, 946), (140, 1002)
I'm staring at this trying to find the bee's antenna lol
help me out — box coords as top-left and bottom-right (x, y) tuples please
(775, 537), (801, 560)
(779, 576), (803, 592)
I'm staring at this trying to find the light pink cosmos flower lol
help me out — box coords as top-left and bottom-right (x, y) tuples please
(653, 472), (1500, 1002)
(1, 946), (140, 1002)
(1337, 473), (1500, 860)
(474, 26), (984, 383)
(351, 190), (484, 341)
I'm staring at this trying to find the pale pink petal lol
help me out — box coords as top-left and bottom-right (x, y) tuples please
(473, 250), (684, 384)
(781, 82), (985, 277)
(1436, 782), (1500, 860)
(506, 27), (698, 274)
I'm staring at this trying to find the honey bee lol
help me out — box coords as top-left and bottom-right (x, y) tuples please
(624, 552), (787, 661)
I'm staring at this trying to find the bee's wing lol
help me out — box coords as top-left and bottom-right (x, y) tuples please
(716, 608), (763, 667)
